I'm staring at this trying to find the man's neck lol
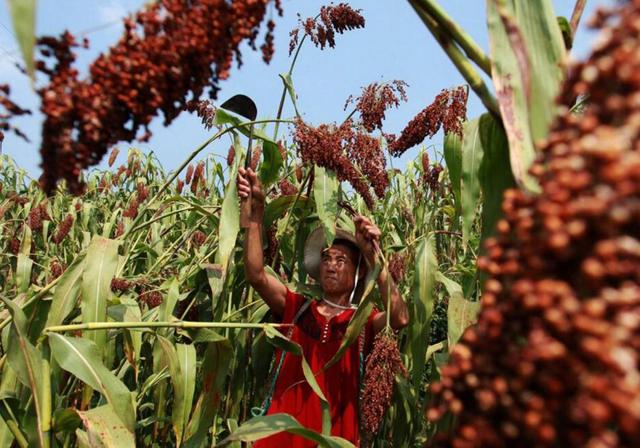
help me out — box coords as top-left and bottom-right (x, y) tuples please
(323, 291), (350, 307)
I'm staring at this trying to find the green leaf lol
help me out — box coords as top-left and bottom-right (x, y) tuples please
(15, 226), (33, 293)
(7, 0), (36, 80)
(157, 337), (196, 446)
(109, 297), (142, 379)
(81, 237), (120, 353)
(184, 339), (232, 447)
(214, 108), (283, 187)
(478, 113), (516, 240)
(443, 133), (463, 217)
(279, 73), (301, 116)
(264, 195), (310, 230)
(264, 326), (332, 436)
(487, 0), (566, 191)
(408, 236), (437, 387)
(48, 333), (136, 431)
(460, 118), (483, 244)
(45, 254), (86, 328)
(73, 405), (135, 448)
(0, 297), (49, 448)
(447, 296), (481, 349)
(313, 166), (339, 246)
(220, 414), (355, 447)
(0, 296), (51, 447)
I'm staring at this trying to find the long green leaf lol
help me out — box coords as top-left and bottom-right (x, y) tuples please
(74, 405), (135, 448)
(48, 333), (136, 431)
(478, 113), (516, 239)
(7, 0), (36, 79)
(45, 255), (85, 328)
(443, 133), (463, 217)
(447, 296), (481, 349)
(408, 236), (437, 386)
(81, 237), (120, 353)
(184, 338), (233, 447)
(16, 226), (33, 293)
(313, 166), (339, 246)
(487, 0), (566, 191)
(220, 414), (354, 447)
(0, 297), (49, 448)
(460, 118), (483, 244)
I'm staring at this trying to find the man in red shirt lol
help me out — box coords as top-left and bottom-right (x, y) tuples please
(238, 167), (409, 446)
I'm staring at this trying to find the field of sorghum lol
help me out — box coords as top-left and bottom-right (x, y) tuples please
(1, 0), (639, 446)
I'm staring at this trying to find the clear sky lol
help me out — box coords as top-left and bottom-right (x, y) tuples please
(0, 0), (609, 180)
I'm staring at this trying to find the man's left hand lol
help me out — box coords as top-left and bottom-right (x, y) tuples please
(354, 215), (381, 267)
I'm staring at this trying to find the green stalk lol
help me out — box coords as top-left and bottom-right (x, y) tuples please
(0, 400), (29, 448)
(413, 0), (492, 75)
(409, 0), (500, 118)
(44, 321), (292, 333)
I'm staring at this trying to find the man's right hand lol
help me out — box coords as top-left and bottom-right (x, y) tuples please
(238, 167), (265, 220)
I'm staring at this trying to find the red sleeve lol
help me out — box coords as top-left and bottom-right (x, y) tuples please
(277, 287), (305, 323)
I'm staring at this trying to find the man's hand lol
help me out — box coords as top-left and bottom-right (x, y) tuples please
(238, 167), (265, 220)
(354, 215), (381, 267)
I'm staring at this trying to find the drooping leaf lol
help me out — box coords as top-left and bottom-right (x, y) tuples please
(220, 413), (355, 447)
(487, 0), (566, 191)
(48, 333), (136, 431)
(81, 236), (120, 352)
(7, 0), (37, 79)
(313, 165), (339, 247)
(264, 195), (310, 230)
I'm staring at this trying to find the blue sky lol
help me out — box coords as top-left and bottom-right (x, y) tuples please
(0, 0), (608, 180)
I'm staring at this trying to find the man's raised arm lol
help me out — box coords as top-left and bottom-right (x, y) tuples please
(238, 167), (287, 316)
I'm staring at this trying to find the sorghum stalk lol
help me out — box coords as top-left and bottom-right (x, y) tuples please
(43, 321), (292, 334)
(412, 0), (492, 75)
(570, 0), (588, 35)
(410, 1), (500, 118)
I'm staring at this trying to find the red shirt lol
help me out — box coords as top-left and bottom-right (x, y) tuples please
(253, 288), (379, 447)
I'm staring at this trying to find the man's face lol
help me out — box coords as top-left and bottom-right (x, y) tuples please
(318, 242), (359, 296)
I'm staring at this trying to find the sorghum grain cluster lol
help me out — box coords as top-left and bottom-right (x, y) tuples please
(0, 84), (31, 144)
(37, 0), (279, 194)
(290, 3), (365, 52)
(427, 3), (640, 446)
(345, 80), (408, 132)
(361, 333), (408, 437)
(52, 214), (74, 244)
(293, 119), (388, 208)
(386, 86), (467, 156)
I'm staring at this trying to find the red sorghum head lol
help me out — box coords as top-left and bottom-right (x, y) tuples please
(52, 214), (74, 244)
(186, 99), (217, 130)
(291, 3), (364, 51)
(361, 332), (408, 437)
(108, 147), (119, 167)
(48, 260), (66, 283)
(176, 178), (184, 194)
(278, 178), (297, 196)
(139, 289), (163, 309)
(185, 164), (194, 185)
(0, 83), (31, 145)
(136, 182), (149, 202)
(226, 145), (236, 167)
(427, 3), (640, 446)
(345, 80), (408, 132)
(111, 277), (132, 293)
(37, 0), (278, 195)
(261, 20), (276, 63)
(192, 230), (207, 247)
(386, 86), (467, 156)
(122, 196), (139, 219)
(114, 220), (125, 238)
(191, 161), (205, 194)
(250, 144), (262, 171)
(388, 252), (407, 283)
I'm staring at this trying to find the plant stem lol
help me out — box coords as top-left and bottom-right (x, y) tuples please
(412, 0), (492, 76)
(570, 0), (587, 36)
(409, 0), (500, 119)
(43, 321), (292, 333)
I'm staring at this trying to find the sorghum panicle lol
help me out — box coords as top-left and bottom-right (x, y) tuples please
(346, 80), (408, 132)
(386, 86), (467, 156)
(108, 147), (119, 167)
(53, 214), (74, 244)
(361, 333), (408, 437)
(185, 99), (217, 130)
(192, 230), (207, 247)
(226, 145), (236, 167)
(278, 178), (297, 196)
(37, 0), (278, 194)
(185, 164), (194, 185)
(428, 4), (640, 446)
(291, 3), (364, 51)
(0, 83), (31, 144)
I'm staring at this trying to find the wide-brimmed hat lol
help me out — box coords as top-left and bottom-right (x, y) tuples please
(304, 226), (364, 280)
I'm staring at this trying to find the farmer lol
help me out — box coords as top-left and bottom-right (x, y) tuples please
(238, 167), (409, 447)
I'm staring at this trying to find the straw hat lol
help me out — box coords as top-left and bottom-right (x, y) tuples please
(304, 226), (364, 280)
